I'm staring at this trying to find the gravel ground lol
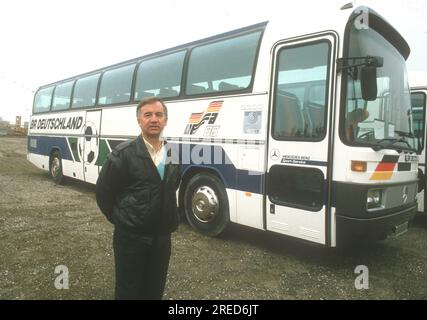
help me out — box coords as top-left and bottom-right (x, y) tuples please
(1, 136), (427, 300)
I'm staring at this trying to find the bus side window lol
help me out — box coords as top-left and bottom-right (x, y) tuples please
(302, 108), (313, 137)
(33, 86), (54, 113)
(186, 31), (262, 95)
(218, 81), (240, 91)
(273, 41), (330, 141)
(52, 80), (74, 111)
(305, 102), (324, 136)
(159, 88), (178, 97)
(72, 74), (100, 108)
(411, 92), (426, 153)
(274, 92), (305, 138)
(99, 64), (135, 106)
(187, 84), (207, 94)
(141, 91), (155, 98)
(134, 51), (185, 101)
(269, 165), (324, 211)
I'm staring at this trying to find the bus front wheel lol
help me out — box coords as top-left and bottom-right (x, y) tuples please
(183, 173), (229, 237)
(49, 151), (64, 184)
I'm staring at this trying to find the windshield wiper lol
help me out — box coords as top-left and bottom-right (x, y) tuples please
(394, 130), (415, 138)
(370, 138), (398, 151)
(383, 137), (413, 150)
(394, 130), (417, 152)
(371, 136), (415, 152)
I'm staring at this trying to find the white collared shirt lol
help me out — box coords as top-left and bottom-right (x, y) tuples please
(142, 136), (165, 166)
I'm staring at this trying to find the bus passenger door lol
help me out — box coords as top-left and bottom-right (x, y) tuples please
(265, 34), (336, 245)
(411, 89), (427, 213)
(82, 110), (102, 184)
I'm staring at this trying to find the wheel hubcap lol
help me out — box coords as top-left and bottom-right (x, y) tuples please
(51, 157), (60, 177)
(192, 186), (219, 223)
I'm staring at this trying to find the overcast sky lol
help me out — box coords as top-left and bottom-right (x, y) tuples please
(0, 0), (426, 123)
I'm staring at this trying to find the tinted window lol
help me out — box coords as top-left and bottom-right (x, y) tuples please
(99, 64), (135, 105)
(411, 92), (426, 154)
(72, 74), (100, 108)
(272, 42), (330, 140)
(342, 23), (414, 151)
(135, 51), (186, 100)
(269, 165), (324, 211)
(52, 81), (74, 111)
(186, 31), (262, 95)
(33, 86), (54, 113)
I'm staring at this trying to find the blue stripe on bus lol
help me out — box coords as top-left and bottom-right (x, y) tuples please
(280, 159), (328, 167)
(168, 142), (264, 194)
(305, 160), (328, 167)
(181, 164), (264, 195)
(27, 136), (73, 161)
(27, 137), (328, 196)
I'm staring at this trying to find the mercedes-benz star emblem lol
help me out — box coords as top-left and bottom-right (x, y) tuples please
(270, 149), (280, 161)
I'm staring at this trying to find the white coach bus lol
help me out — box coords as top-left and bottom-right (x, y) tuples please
(410, 84), (427, 213)
(28, 2), (418, 246)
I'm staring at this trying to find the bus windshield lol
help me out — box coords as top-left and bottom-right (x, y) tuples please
(342, 19), (415, 152)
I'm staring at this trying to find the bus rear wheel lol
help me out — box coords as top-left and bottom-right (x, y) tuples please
(50, 151), (64, 184)
(184, 173), (229, 237)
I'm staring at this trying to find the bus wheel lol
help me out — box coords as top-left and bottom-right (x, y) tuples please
(50, 151), (64, 184)
(184, 173), (229, 237)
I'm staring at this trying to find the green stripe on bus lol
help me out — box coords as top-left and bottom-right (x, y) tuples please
(95, 139), (110, 166)
(68, 137), (80, 162)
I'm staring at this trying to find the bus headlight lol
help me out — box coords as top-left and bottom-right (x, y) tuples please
(367, 189), (383, 210)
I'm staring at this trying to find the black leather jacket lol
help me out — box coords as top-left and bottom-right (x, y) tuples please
(95, 136), (181, 235)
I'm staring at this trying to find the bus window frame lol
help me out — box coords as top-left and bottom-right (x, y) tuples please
(70, 72), (101, 111)
(411, 90), (427, 155)
(97, 63), (137, 107)
(32, 85), (55, 115)
(268, 164), (326, 212)
(270, 38), (332, 143)
(51, 80), (75, 112)
(31, 22), (268, 115)
(338, 9), (411, 149)
(183, 28), (265, 99)
(132, 49), (188, 102)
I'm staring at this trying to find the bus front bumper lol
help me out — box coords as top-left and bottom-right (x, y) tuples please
(336, 204), (417, 241)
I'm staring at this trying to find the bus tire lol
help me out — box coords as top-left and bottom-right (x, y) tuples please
(49, 151), (64, 184)
(183, 172), (229, 237)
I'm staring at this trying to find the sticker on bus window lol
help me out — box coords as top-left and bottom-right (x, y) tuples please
(243, 111), (261, 134)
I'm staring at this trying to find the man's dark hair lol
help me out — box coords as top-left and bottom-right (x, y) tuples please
(136, 97), (168, 119)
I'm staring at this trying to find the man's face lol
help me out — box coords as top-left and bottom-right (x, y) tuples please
(137, 101), (167, 138)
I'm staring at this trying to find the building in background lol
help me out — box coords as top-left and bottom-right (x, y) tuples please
(0, 117), (10, 136)
(0, 116), (27, 136)
(12, 116), (27, 135)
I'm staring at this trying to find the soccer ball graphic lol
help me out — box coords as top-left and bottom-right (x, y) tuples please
(78, 121), (99, 164)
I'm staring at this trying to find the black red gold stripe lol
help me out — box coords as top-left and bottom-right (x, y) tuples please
(370, 155), (399, 180)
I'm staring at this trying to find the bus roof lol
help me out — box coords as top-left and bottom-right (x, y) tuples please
(35, 1), (409, 91)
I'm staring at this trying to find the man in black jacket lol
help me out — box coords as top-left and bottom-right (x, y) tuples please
(96, 97), (181, 300)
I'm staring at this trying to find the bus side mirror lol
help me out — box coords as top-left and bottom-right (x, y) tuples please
(360, 66), (378, 101)
(360, 56), (383, 101)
